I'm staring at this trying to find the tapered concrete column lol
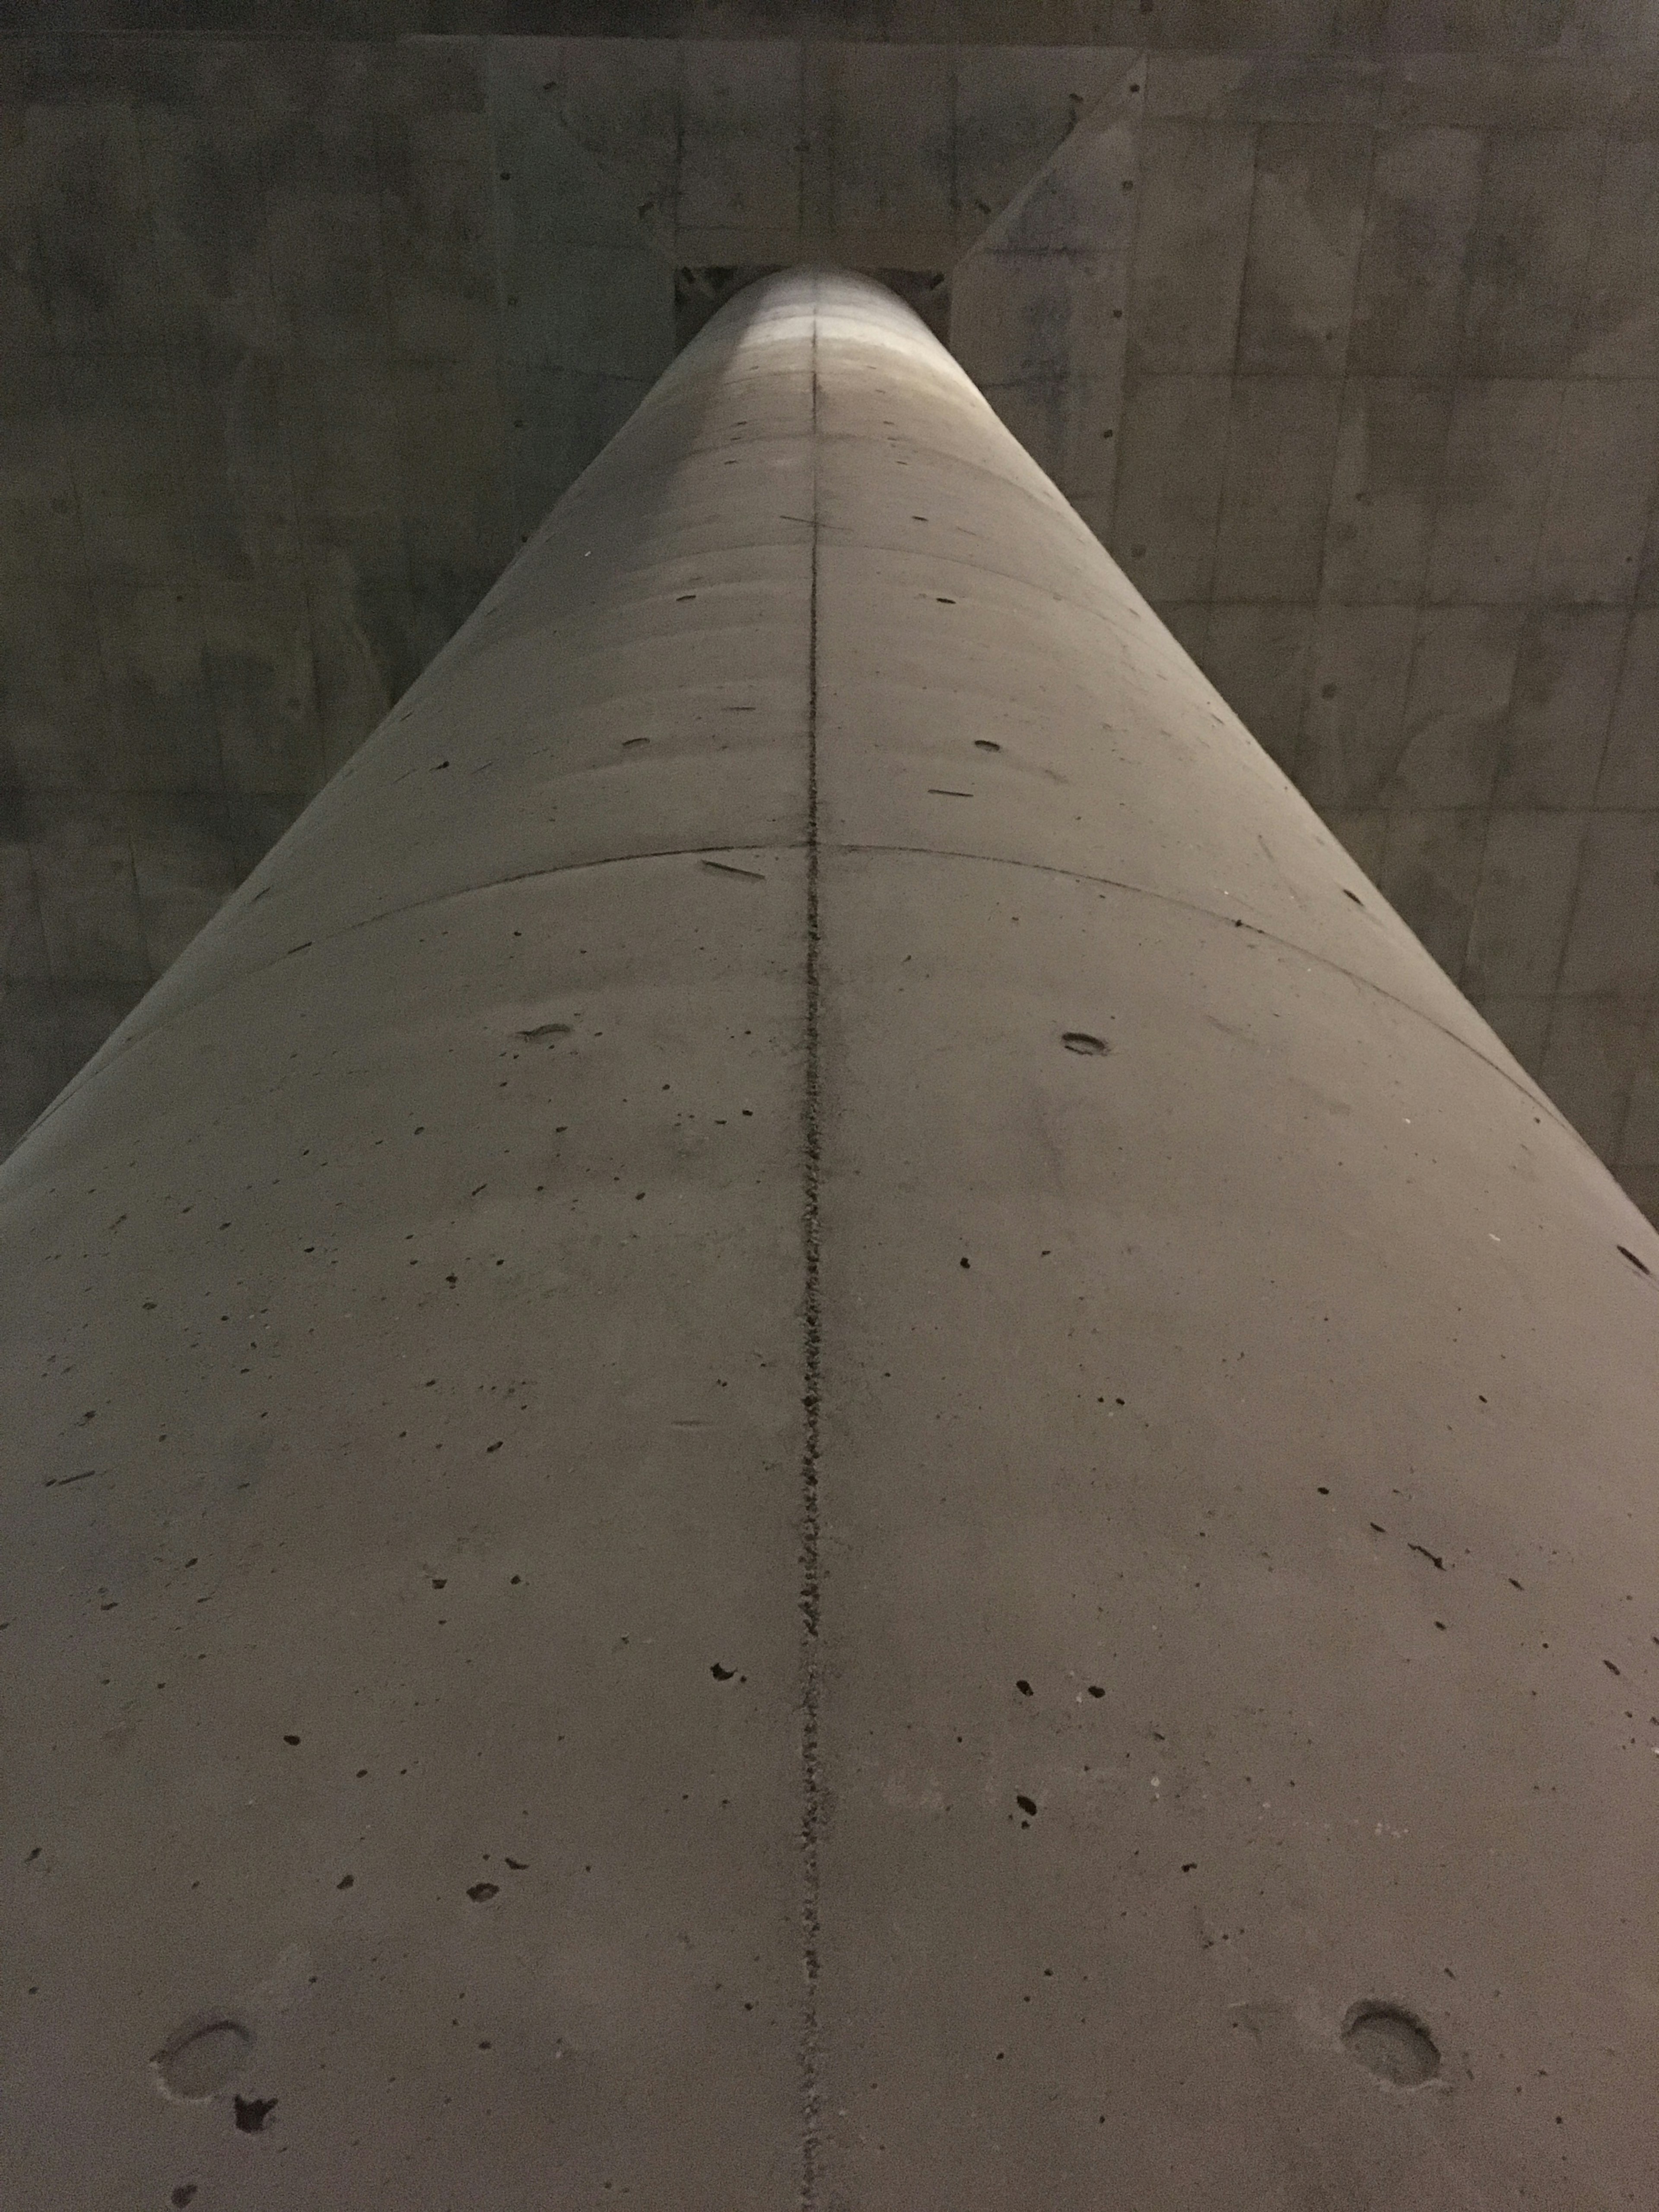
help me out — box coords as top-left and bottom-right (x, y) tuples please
(3, 270), (1656, 2208)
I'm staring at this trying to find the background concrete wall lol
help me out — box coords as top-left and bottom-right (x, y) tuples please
(3, 12), (1658, 1224)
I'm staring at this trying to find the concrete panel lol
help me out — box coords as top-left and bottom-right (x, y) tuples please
(501, 239), (671, 380)
(394, 353), (517, 550)
(1109, 373), (1232, 601)
(200, 579), (325, 798)
(0, 976), (65, 1156)
(1474, 990), (1551, 1076)
(226, 790), (303, 880)
(540, 37), (680, 238)
(955, 45), (1137, 228)
(417, 419), (514, 588)
(1348, 126), (1482, 374)
(0, 355), (83, 585)
(170, 353), (303, 584)
(1150, 599), (1209, 661)
(56, 353), (193, 586)
(678, 41), (802, 242)
(26, 102), (170, 354)
(1125, 121), (1255, 375)
(1145, 52), (1383, 123)
(1462, 807), (1588, 998)
(825, 45), (953, 240)
(0, 585), (110, 788)
(267, 187), (393, 360)
(503, 365), (654, 546)
(336, 33), (486, 121)
(92, 582), (221, 792)
(0, 112), (57, 358)
(983, 376), (1128, 511)
(137, 102), (286, 362)
(262, 84), (383, 197)
(952, 250), (1118, 388)
(1598, 605), (1659, 807)
(980, 76), (1143, 256)
(488, 44), (654, 253)
(1533, 379), (1659, 604)
(1379, 48), (1653, 120)
(1392, 604), (1523, 808)
(49, 975), (148, 1088)
(1211, 375), (1342, 600)
(1323, 803), (1388, 876)
(1198, 600), (1313, 772)
(28, 3), (1659, 55)
(1538, 990), (1647, 1161)
(377, 120), (499, 363)
(952, 72), (1141, 518)
(1236, 124), (1371, 375)
(978, 379), (1067, 486)
(1111, 0), (1383, 48)
(25, 790), (149, 985)
(1320, 375), (1452, 603)
(1297, 601), (1417, 806)
(1558, 809), (1659, 996)
(287, 360), (405, 523)
(375, 98), (493, 174)
(1574, 134), (1659, 376)
(0, 806), (50, 980)
(1459, 130), (1603, 374)
(1554, 5), (1659, 67)
(1495, 604), (1626, 807)
(303, 523), (417, 779)
(1618, 1007), (1659, 1167)
(1424, 378), (1562, 604)
(127, 793), (241, 975)
(1378, 805), (1485, 978)
(386, 534), (496, 674)
(402, 545), (498, 674)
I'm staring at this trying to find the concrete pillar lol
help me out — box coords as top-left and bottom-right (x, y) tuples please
(3, 270), (1655, 2207)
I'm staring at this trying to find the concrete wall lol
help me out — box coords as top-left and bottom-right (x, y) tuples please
(3, 19), (1659, 1223)
(952, 49), (1659, 1223)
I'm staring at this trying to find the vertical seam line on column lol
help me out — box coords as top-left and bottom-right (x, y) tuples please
(799, 278), (824, 2212)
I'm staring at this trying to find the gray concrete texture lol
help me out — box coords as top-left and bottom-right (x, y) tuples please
(3, 27), (1659, 1226)
(4, 264), (1657, 2205)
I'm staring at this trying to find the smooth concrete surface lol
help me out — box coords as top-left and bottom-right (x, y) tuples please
(3, 268), (1658, 2207)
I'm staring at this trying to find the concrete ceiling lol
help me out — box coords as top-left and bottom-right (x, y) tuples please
(3, 7), (1659, 1224)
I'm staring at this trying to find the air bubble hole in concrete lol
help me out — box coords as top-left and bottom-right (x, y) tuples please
(1062, 1032), (1109, 1055)
(1341, 2001), (1439, 2086)
(151, 2016), (253, 2101)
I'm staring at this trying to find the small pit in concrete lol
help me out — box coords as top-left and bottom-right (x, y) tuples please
(151, 2017), (253, 2101)
(1341, 2001), (1439, 2087)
